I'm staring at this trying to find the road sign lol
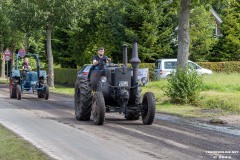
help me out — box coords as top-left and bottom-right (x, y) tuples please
(18, 49), (26, 57)
(3, 48), (11, 56)
(5, 55), (11, 61)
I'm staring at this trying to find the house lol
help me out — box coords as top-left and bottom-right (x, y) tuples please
(211, 9), (223, 37)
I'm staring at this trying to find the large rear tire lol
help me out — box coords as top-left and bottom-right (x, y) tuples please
(141, 92), (155, 125)
(38, 90), (44, 98)
(92, 92), (105, 125)
(17, 85), (21, 100)
(10, 78), (18, 98)
(74, 77), (92, 121)
(44, 85), (49, 100)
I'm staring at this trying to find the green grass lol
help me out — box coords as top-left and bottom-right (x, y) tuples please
(202, 72), (240, 92)
(50, 84), (74, 96)
(155, 102), (229, 118)
(0, 78), (9, 84)
(0, 125), (50, 160)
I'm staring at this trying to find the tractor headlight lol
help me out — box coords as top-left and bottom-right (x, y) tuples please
(100, 76), (107, 83)
(141, 77), (148, 84)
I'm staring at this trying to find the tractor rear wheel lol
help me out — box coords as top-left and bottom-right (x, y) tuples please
(92, 92), (105, 125)
(44, 85), (49, 100)
(38, 91), (44, 98)
(141, 92), (155, 125)
(74, 77), (92, 121)
(10, 79), (18, 98)
(17, 85), (21, 100)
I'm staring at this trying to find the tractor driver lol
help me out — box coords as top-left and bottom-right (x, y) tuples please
(22, 57), (31, 71)
(92, 47), (111, 70)
(88, 47), (111, 80)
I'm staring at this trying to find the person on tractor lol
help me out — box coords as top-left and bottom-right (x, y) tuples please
(88, 47), (111, 79)
(92, 47), (111, 70)
(22, 57), (31, 71)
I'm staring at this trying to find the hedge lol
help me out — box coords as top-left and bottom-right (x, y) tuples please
(197, 61), (240, 73)
(54, 68), (78, 85)
(53, 62), (240, 85)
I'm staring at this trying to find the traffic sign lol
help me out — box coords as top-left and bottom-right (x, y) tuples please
(3, 48), (11, 56)
(5, 55), (11, 61)
(18, 49), (26, 57)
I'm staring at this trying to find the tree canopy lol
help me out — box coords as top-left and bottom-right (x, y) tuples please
(0, 0), (238, 73)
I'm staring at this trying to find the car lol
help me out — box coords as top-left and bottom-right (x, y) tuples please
(77, 64), (93, 78)
(154, 59), (213, 80)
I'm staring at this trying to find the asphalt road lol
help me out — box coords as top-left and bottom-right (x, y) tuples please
(0, 84), (239, 160)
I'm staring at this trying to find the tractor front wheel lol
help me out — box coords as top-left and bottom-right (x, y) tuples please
(44, 85), (49, 100)
(17, 85), (21, 100)
(92, 92), (105, 125)
(141, 92), (155, 125)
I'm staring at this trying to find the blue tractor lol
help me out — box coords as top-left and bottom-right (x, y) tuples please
(9, 54), (49, 100)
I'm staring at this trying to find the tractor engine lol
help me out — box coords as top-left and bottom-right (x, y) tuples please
(106, 66), (131, 108)
(23, 71), (38, 90)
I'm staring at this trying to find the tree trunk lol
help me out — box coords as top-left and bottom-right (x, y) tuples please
(10, 37), (15, 68)
(177, 0), (191, 68)
(46, 24), (54, 87)
(1, 43), (5, 79)
(25, 33), (30, 54)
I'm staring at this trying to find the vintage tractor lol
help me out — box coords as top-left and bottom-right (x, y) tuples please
(9, 54), (49, 100)
(75, 41), (155, 125)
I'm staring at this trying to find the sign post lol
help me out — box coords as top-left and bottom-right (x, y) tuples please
(18, 49), (26, 58)
(4, 48), (11, 82)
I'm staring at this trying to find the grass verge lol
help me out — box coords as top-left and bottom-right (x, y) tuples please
(0, 78), (9, 84)
(0, 124), (50, 160)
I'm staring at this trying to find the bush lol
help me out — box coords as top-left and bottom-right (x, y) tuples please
(164, 68), (203, 105)
(54, 68), (78, 85)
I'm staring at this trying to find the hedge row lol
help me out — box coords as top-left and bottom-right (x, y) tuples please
(54, 68), (78, 85)
(197, 61), (240, 73)
(53, 62), (240, 85)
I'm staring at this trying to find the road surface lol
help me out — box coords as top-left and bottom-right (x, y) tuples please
(0, 84), (239, 160)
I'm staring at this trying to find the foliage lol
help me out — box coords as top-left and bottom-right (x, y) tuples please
(209, 0), (240, 61)
(164, 67), (203, 105)
(189, 6), (217, 61)
(1, 0), (240, 72)
(54, 68), (78, 85)
(198, 61), (240, 72)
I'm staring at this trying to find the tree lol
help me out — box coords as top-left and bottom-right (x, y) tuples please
(218, 0), (240, 61)
(189, 6), (217, 61)
(33, 0), (89, 87)
(177, 0), (191, 68)
(11, 0), (42, 54)
(70, 0), (177, 67)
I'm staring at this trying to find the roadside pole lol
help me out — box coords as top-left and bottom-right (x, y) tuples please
(4, 48), (11, 82)
(6, 62), (8, 82)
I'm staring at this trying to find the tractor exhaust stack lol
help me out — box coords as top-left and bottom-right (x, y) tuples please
(122, 44), (128, 68)
(129, 40), (141, 85)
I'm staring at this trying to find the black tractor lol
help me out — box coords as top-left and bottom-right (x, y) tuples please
(74, 41), (155, 125)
